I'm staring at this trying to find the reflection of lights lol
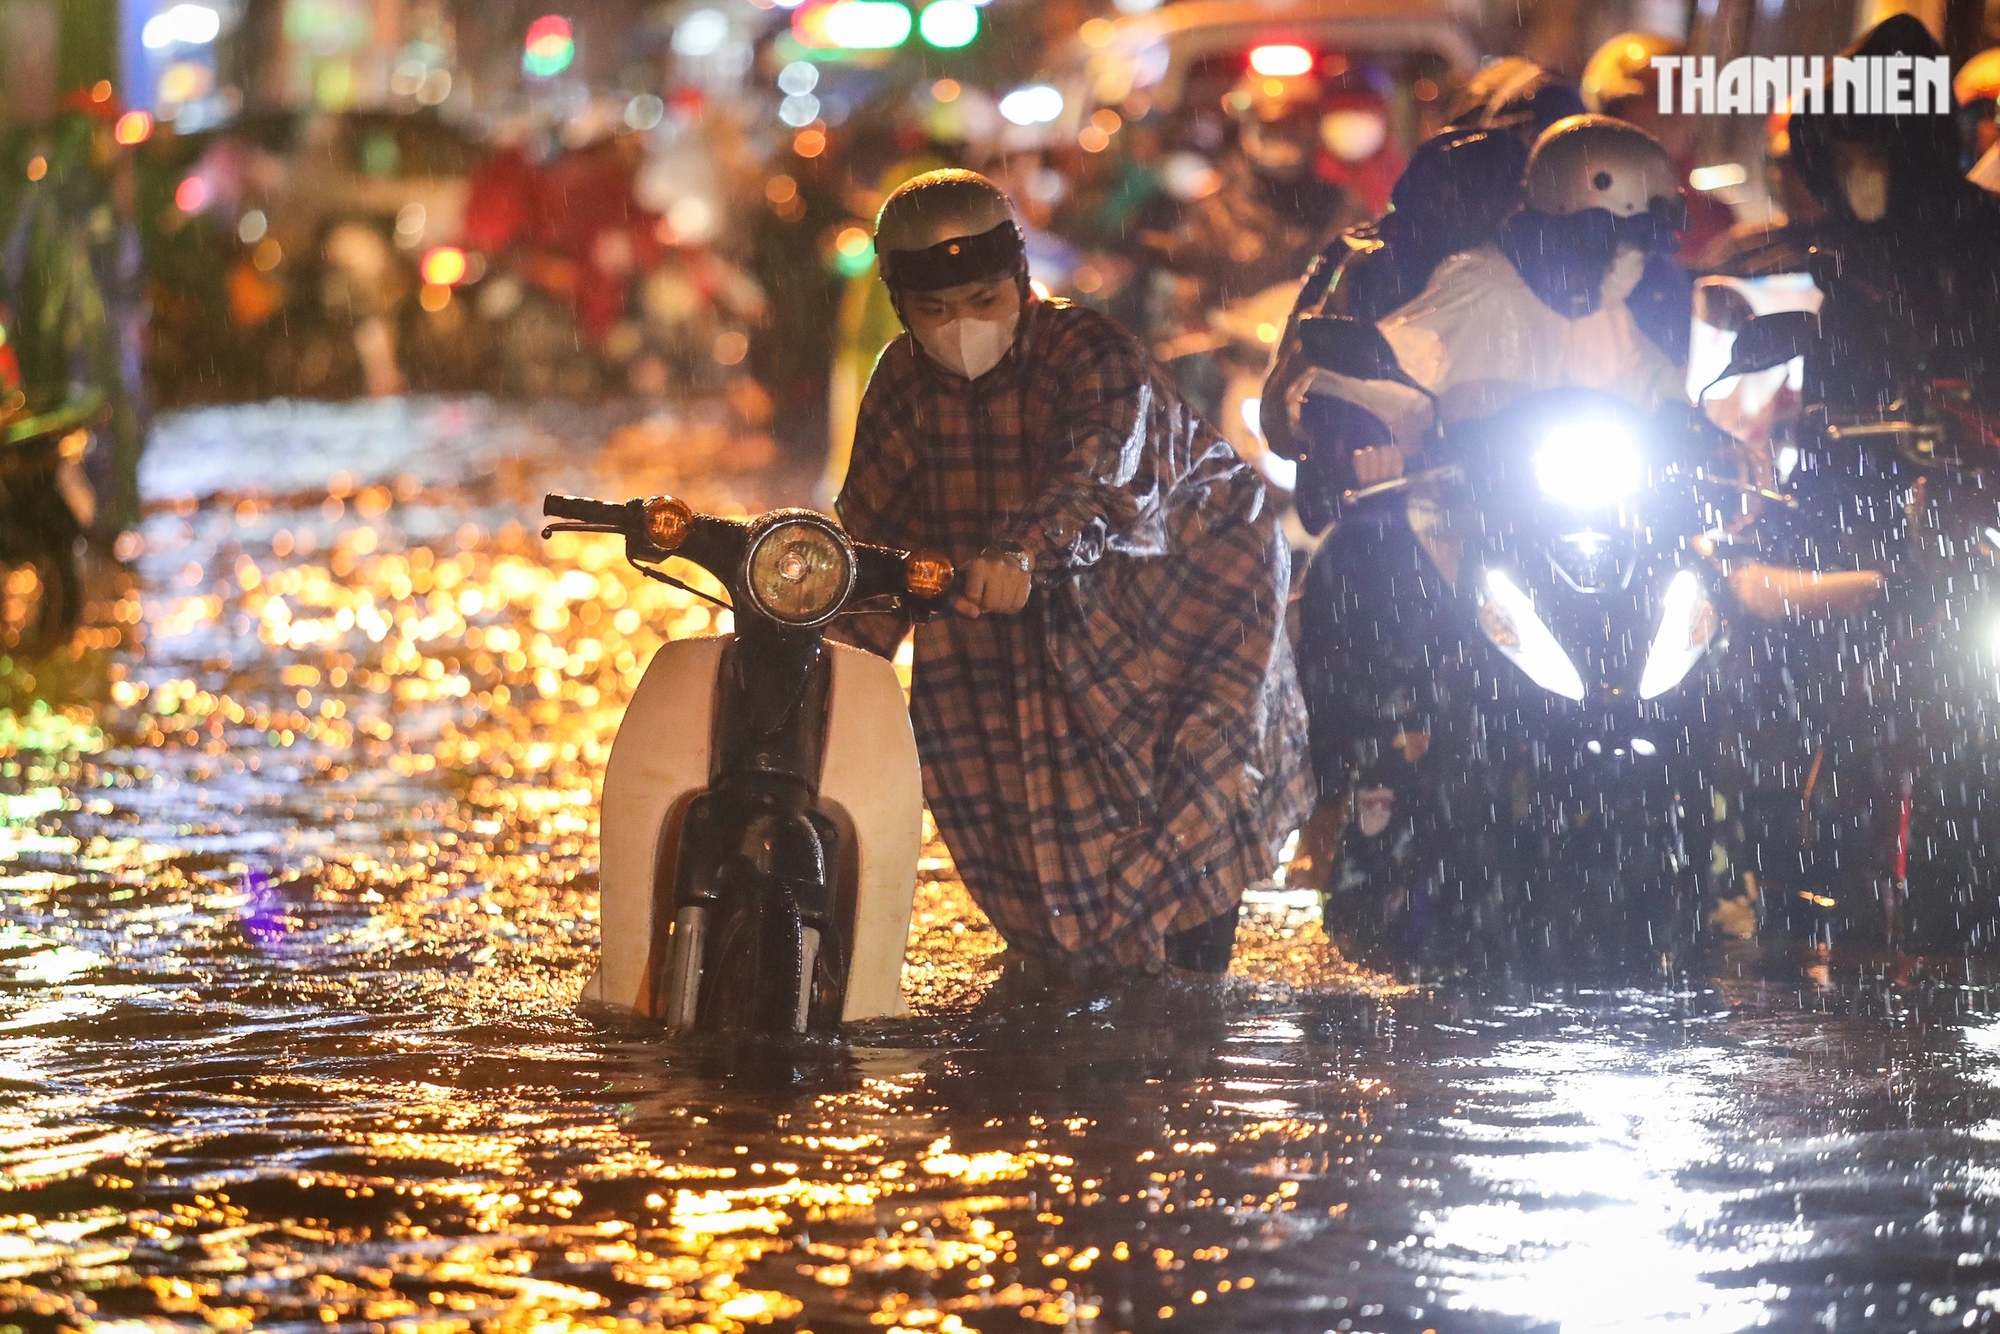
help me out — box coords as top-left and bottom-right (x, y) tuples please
(1776, 444), (1799, 482)
(522, 14), (575, 76)
(999, 84), (1064, 125)
(777, 60), (818, 95)
(1689, 162), (1748, 191)
(420, 246), (467, 286)
(1630, 737), (1657, 756)
(834, 225), (871, 257)
(779, 93), (820, 126)
(143, 4), (220, 48)
(237, 209), (267, 244)
(114, 110), (154, 145)
(1422, 1040), (1762, 1332)
(919, 0), (979, 48)
(667, 195), (716, 241)
(1248, 43), (1313, 76)
(672, 7), (729, 55)
(1239, 397), (1263, 439)
(174, 175), (209, 213)
(623, 93), (663, 129)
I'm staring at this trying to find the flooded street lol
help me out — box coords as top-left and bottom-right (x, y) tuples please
(13, 398), (2000, 1334)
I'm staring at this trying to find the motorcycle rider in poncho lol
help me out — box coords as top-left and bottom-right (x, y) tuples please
(834, 170), (1314, 976)
(1290, 118), (1694, 909)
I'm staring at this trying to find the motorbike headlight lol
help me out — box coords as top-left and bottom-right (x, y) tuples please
(1532, 417), (1645, 510)
(1478, 569), (1588, 701)
(1637, 570), (1719, 700)
(743, 515), (855, 627)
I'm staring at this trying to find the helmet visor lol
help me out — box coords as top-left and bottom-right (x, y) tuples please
(878, 220), (1024, 292)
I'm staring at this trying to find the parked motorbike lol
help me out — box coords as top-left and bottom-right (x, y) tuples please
(0, 388), (104, 654)
(1295, 315), (1752, 974)
(541, 492), (954, 1034)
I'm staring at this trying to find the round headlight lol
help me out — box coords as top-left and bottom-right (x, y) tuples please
(743, 516), (854, 626)
(1532, 417), (1644, 509)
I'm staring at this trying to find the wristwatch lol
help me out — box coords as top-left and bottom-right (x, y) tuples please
(982, 540), (1032, 574)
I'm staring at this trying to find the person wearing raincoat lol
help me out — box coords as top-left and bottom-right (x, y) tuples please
(1257, 61), (1585, 521)
(1711, 16), (2000, 948)
(834, 170), (1313, 976)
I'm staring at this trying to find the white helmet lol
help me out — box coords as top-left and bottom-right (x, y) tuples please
(1522, 114), (1681, 220)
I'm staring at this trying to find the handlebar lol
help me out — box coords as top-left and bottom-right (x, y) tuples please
(543, 493), (631, 527)
(539, 491), (956, 622)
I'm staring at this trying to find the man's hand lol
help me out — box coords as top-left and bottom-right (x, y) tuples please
(952, 553), (1032, 617)
(1351, 445), (1404, 487)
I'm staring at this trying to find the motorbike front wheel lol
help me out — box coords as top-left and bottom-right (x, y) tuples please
(692, 892), (812, 1035)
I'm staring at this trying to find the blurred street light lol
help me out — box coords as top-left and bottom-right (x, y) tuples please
(522, 15), (576, 77)
(918, 0), (978, 49)
(999, 84), (1063, 126)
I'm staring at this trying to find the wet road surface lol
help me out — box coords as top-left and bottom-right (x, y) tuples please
(9, 400), (2000, 1332)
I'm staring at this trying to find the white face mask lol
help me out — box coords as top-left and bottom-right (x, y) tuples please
(914, 305), (1020, 380)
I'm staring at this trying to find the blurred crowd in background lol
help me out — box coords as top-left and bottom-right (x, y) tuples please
(4, 0), (2000, 498)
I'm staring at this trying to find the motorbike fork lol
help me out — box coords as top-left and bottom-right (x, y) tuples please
(660, 630), (839, 1033)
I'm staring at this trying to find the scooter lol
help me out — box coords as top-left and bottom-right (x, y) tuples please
(1294, 316), (1749, 972)
(540, 492), (954, 1033)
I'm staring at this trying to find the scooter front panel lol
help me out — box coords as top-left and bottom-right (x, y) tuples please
(820, 640), (923, 1023)
(587, 634), (728, 1016)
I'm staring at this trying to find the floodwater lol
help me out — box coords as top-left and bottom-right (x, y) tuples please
(10, 400), (2000, 1333)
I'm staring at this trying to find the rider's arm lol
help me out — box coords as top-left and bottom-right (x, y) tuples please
(832, 356), (922, 656)
(1726, 563), (1886, 619)
(995, 323), (1177, 571)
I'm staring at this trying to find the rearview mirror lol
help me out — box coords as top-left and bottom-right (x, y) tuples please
(1719, 310), (1821, 381)
(1297, 315), (1408, 384)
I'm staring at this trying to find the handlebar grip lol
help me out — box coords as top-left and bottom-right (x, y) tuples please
(543, 493), (628, 525)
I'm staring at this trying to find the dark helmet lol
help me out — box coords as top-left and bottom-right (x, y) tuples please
(1787, 15), (1962, 223)
(873, 169), (1026, 294)
(1445, 57), (1586, 139)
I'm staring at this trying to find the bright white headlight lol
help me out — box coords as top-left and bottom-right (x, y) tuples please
(1478, 569), (1588, 701)
(1638, 570), (1718, 700)
(1533, 417), (1645, 509)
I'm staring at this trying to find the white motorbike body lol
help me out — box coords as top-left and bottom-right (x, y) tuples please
(582, 634), (924, 1024)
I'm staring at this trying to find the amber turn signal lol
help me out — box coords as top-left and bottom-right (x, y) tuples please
(645, 496), (694, 550)
(905, 551), (954, 598)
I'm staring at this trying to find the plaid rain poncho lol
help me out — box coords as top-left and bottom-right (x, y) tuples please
(837, 299), (1313, 970)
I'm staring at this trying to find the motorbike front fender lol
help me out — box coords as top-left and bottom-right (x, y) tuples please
(585, 635), (922, 1025)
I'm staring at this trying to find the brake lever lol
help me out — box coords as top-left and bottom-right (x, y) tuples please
(540, 521), (625, 538)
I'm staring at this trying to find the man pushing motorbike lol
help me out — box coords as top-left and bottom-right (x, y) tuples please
(835, 170), (1313, 976)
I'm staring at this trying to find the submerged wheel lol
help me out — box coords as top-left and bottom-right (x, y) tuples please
(696, 892), (809, 1034)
